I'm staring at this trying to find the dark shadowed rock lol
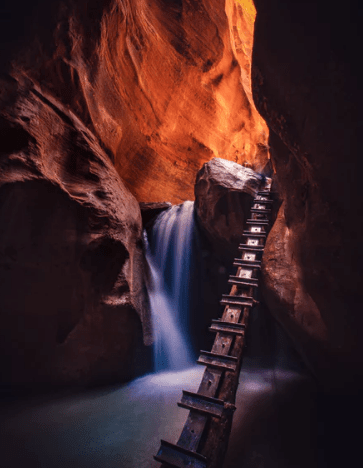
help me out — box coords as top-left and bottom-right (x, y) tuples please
(0, 76), (151, 390)
(139, 202), (172, 229)
(253, 0), (363, 391)
(261, 206), (330, 378)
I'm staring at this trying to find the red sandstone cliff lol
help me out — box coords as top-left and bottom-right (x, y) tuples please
(0, 0), (267, 389)
(1, 0), (362, 393)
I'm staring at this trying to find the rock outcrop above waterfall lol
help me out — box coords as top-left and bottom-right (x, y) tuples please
(194, 158), (267, 255)
(252, 0), (363, 391)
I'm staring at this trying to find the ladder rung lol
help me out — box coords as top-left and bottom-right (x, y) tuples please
(228, 276), (259, 286)
(228, 278), (259, 288)
(257, 191), (271, 196)
(253, 198), (273, 204)
(154, 440), (207, 468)
(251, 208), (271, 214)
(234, 257), (261, 265)
(209, 320), (245, 336)
(246, 219), (269, 225)
(238, 245), (264, 252)
(239, 243), (264, 250)
(243, 231), (267, 238)
(233, 260), (261, 269)
(178, 390), (231, 418)
(220, 294), (254, 306)
(250, 215), (269, 221)
(197, 350), (238, 372)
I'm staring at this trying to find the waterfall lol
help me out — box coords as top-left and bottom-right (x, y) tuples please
(145, 201), (195, 372)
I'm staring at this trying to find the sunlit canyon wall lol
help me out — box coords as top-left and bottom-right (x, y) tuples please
(0, 0), (267, 389)
(1, 0), (362, 393)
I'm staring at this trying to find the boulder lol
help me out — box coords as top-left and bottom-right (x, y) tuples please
(194, 157), (268, 257)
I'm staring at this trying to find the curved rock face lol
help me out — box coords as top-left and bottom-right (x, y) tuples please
(0, 52), (150, 389)
(0, 109), (149, 388)
(0, 0), (268, 388)
(252, 0), (363, 391)
(2, 0), (268, 204)
(7, 0), (362, 395)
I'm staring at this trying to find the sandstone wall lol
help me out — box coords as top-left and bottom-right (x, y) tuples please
(0, 0), (268, 388)
(3, 1), (268, 204)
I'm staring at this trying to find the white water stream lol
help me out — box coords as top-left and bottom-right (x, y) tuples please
(145, 201), (195, 372)
(0, 202), (319, 468)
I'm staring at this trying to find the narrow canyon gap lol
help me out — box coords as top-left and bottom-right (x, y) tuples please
(0, 1), (362, 468)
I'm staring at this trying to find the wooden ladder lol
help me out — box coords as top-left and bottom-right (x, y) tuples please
(154, 187), (274, 468)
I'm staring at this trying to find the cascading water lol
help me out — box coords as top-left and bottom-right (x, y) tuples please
(144, 201), (195, 372)
(0, 202), (320, 468)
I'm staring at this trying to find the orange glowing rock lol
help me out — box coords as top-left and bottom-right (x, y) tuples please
(76, 0), (269, 203)
(4, 1), (268, 205)
(0, 0), (270, 389)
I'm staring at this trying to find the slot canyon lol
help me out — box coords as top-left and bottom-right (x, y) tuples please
(0, 1), (362, 467)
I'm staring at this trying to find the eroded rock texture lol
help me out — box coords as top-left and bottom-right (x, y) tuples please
(252, 0), (363, 391)
(0, 100), (149, 388)
(2, 0), (268, 204)
(6, 0), (362, 396)
(0, 0), (268, 389)
(0, 2), (148, 389)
